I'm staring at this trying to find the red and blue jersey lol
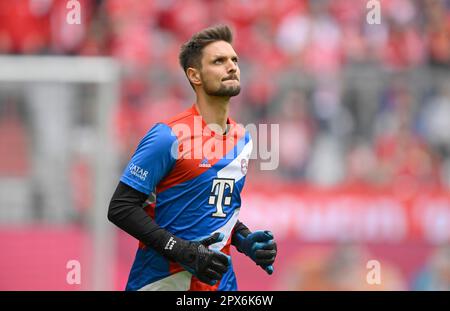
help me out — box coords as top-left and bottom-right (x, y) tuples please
(120, 104), (252, 291)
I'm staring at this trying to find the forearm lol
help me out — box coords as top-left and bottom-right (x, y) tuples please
(108, 182), (230, 284)
(107, 181), (172, 255)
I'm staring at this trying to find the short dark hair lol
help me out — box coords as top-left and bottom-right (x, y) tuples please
(179, 24), (233, 74)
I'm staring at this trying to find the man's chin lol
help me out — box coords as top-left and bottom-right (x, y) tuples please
(225, 88), (241, 97)
(211, 86), (241, 97)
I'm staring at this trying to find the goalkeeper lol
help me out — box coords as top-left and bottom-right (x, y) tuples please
(108, 25), (277, 291)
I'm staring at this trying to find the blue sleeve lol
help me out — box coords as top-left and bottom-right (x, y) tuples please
(120, 123), (178, 195)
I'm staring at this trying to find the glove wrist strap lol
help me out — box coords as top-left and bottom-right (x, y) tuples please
(232, 221), (252, 254)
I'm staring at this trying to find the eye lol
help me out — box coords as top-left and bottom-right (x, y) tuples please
(214, 58), (223, 64)
(232, 57), (239, 63)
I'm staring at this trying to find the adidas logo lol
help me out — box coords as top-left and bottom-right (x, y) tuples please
(199, 158), (211, 168)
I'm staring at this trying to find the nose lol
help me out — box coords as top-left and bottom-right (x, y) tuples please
(227, 59), (237, 73)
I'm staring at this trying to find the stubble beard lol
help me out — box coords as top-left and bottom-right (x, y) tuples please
(204, 80), (241, 97)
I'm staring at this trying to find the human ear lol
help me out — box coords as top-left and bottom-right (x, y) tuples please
(187, 67), (201, 86)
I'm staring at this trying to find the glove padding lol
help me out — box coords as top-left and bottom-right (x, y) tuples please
(163, 232), (230, 285)
(236, 230), (277, 275)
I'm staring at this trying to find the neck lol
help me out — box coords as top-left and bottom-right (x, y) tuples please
(195, 92), (230, 134)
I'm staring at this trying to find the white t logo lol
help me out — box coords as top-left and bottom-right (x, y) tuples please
(209, 178), (235, 218)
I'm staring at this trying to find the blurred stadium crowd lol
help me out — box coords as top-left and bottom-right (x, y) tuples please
(1, 0), (450, 188)
(1, 0), (450, 291)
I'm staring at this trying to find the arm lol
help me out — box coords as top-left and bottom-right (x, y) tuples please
(108, 123), (230, 285)
(108, 181), (229, 285)
(231, 220), (277, 275)
(107, 181), (170, 251)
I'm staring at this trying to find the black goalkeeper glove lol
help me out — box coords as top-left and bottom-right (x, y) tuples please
(158, 232), (230, 286)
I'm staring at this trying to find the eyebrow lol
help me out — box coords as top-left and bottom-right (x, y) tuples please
(211, 54), (239, 60)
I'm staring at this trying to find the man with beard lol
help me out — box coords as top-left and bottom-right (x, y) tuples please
(108, 25), (277, 291)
